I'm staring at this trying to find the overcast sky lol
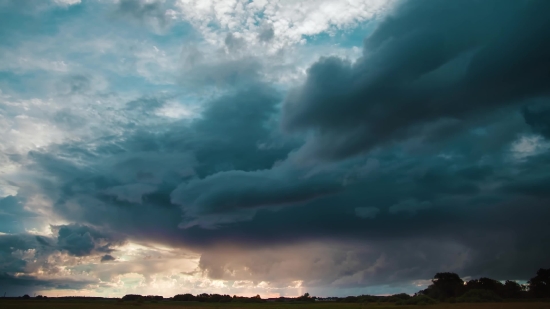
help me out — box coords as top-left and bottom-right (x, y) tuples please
(1, 0), (550, 298)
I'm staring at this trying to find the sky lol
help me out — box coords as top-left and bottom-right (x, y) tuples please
(0, 0), (550, 298)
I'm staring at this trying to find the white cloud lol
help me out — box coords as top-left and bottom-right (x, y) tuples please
(175, 0), (393, 52)
(53, 0), (82, 6)
(172, 0), (392, 88)
(511, 135), (550, 160)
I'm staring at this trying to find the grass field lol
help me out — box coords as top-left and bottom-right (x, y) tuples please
(1, 300), (549, 309)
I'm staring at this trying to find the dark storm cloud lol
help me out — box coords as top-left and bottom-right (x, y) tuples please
(5, 0), (550, 294)
(198, 239), (474, 288)
(0, 196), (38, 234)
(0, 272), (95, 291)
(189, 85), (291, 176)
(498, 153), (550, 198)
(0, 195), (27, 215)
(183, 137), (550, 283)
(100, 254), (116, 262)
(0, 226), (121, 293)
(523, 103), (550, 138)
(16, 83), (295, 240)
(0, 234), (53, 274)
(17, 76), (550, 287)
(282, 0), (550, 161)
(0, 225), (123, 264)
(53, 224), (125, 257)
(172, 166), (342, 228)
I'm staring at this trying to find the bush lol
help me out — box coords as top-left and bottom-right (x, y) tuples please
(122, 294), (143, 301)
(387, 293), (412, 302)
(396, 295), (438, 306)
(456, 289), (502, 303)
(173, 294), (196, 301)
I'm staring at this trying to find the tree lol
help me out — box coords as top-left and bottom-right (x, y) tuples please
(173, 293), (196, 301)
(501, 280), (524, 299)
(297, 292), (314, 302)
(465, 277), (503, 297)
(121, 294), (143, 301)
(528, 268), (550, 298)
(421, 272), (465, 300)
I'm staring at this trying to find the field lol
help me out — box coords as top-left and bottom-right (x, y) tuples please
(1, 300), (550, 309)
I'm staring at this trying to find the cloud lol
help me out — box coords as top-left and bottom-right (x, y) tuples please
(0, 272), (95, 294)
(282, 0), (550, 160)
(180, 57), (264, 88)
(6, 83), (292, 239)
(172, 166), (342, 228)
(0, 231), (99, 294)
(115, 0), (172, 31)
(355, 207), (379, 219)
(53, 224), (125, 257)
(224, 33), (246, 54)
(510, 135), (550, 160)
(175, 0), (392, 52)
(100, 254), (116, 262)
(0, 196), (36, 233)
(197, 239), (473, 289)
(2, 0), (550, 298)
(53, 0), (81, 6)
(388, 199), (431, 215)
(523, 102), (550, 138)
(258, 26), (274, 42)
(103, 183), (158, 204)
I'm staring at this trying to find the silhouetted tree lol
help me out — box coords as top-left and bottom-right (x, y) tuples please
(122, 294), (143, 301)
(465, 277), (503, 291)
(231, 294), (264, 303)
(173, 293), (196, 301)
(342, 296), (358, 303)
(456, 289), (502, 303)
(396, 295), (437, 306)
(297, 292), (314, 302)
(144, 295), (163, 301)
(528, 268), (550, 298)
(387, 293), (411, 302)
(501, 280), (524, 299)
(356, 295), (382, 303)
(421, 272), (464, 300)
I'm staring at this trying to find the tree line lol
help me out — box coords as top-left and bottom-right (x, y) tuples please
(334, 268), (550, 305)
(120, 293), (264, 303)
(12, 268), (549, 304)
(414, 268), (550, 303)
